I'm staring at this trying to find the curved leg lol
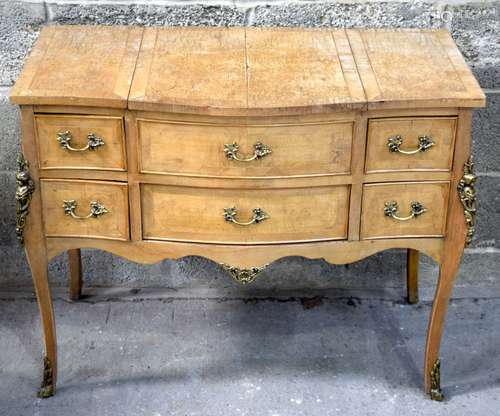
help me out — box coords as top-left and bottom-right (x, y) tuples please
(424, 244), (463, 400)
(17, 107), (57, 398)
(68, 249), (82, 301)
(25, 243), (57, 398)
(21, 170), (57, 397)
(424, 110), (475, 400)
(406, 249), (419, 304)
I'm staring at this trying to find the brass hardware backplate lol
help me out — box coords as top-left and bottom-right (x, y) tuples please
(429, 358), (444, 401)
(384, 200), (427, 221)
(221, 263), (268, 284)
(457, 157), (477, 247)
(63, 200), (109, 219)
(387, 135), (435, 154)
(224, 142), (272, 162)
(38, 355), (54, 399)
(15, 153), (35, 245)
(223, 206), (269, 226)
(57, 131), (105, 152)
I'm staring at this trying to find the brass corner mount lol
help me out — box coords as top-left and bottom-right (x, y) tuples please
(15, 153), (34, 246)
(457, 156), (477, 247)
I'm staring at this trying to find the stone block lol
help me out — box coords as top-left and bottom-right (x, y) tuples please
(47, 3), (245, 26)
(471, 175), (500, 248)
(251, 3), (444, 28)
(0, 1), (45, 86)
(0, 172), (17, 247)
(0, 90), (21, 171)
(472, 93), (500, 173)
(449, 3), (500, 89)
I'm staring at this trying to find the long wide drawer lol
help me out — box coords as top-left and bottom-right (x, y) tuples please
(138, 118), (354, 177)
(365, 117), (457, 173)
(41, 179), (129, 240)
(35, 114), (127, 171)
(141, 184), (350, 244)
(360, 181), (449, 239)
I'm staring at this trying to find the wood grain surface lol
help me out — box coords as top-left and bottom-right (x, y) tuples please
(365, 117), (457, 173)
(347, 29), (486, 109)
(10, 26), (143, 108)
(141, 184), (350, 244)
(11, 26), (485, 113)
(129, 27), (248, 114)
(35, 114), (126, 171)
(138, 117), (354, 178)
(361, 181), (450, 239)
(41, 179), (129, 241)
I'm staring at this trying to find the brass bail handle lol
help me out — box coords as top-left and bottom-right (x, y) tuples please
(224, 142), (272, 162)
(384, 201), (427, 221)
(387, 135), (435, 155)
(223, 206), (269, 226)
(63, 200), (109, 219)
(57, 131), (105, 152)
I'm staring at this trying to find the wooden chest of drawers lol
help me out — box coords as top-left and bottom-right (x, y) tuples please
(11, 26), (485, 400)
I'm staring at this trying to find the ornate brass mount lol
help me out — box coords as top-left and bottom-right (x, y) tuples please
(221, 263), (268, 284)
(224, 141), (272, 162)
(15, 153), (35, 245)
(457, 157), (477, 247)
(38, 355), (54, 399)
(57, 131), (105, 152)
(63, 200), (109, 219)
(387, 135), (435, 154)
(224, 206), (269, 226)
(384, 201), (427, 221)
(429, 358), (444, 401)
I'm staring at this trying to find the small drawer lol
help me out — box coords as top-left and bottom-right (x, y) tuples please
(41, 179), (129, 240)
(35, 115), (126, 171)
(360, 182), (449, 239)
(141, 184), (350, 244)
(138, 118), (353, 177)
(365, 117), (457, 173)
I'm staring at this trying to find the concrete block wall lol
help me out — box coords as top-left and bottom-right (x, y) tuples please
(0, 0), (499, 296)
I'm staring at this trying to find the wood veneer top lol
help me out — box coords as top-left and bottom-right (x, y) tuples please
(347, 29), (486, 110)
(11, 26), (485, 114)
(128, 27), (366, 115)
(10, 25), (143, 109)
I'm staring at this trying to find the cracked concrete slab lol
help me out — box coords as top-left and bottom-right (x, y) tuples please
(0, 294), (499, 415)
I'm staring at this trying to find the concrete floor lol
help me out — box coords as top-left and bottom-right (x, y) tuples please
(1, 289), (499, 416)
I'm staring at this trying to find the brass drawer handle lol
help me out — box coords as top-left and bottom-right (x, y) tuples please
(387, 135), (435, 154)
(63, 200), (109, 219)
(224, 142), (272, 162)
(384, 201), (427, 221)
(57, 131), (105, 152)
(223, 206), (269, 226)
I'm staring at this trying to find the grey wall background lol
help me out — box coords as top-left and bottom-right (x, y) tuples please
(0, 0), (498, 296)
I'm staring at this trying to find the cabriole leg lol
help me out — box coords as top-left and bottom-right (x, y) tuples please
(424, 247), (462, 401)
(16, 117), (58, 398)
(26, 247), (57, 398)
(406, 249), (419, 304)
(20, 187), (58, 397)
(68, 249), (82, 300)
(423, 112), (476, 400)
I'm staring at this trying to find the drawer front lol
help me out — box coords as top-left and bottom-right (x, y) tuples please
(361, 182), (449, 239)
(138, 119), (353, 177)
(141, 185), (350, 244)
(365, 117), (457, 173)
(35, 115), (126, 171)
(41, 180), (129, 240)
